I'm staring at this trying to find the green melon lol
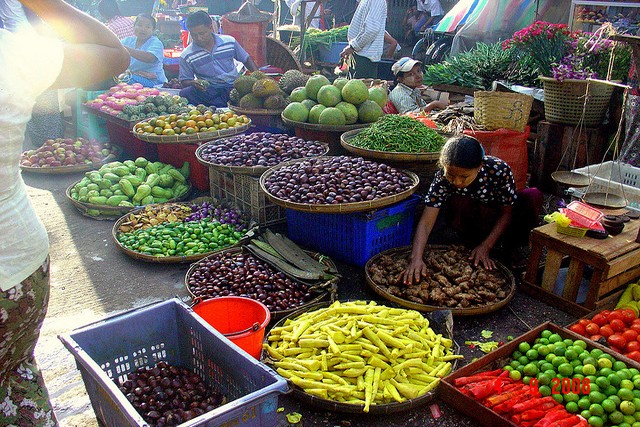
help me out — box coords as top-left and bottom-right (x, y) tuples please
(283, 102), (309, 123)
(316, 85), (343, 107)
(333, 77), (348, 91)
(308, 104), (327, 124)
(368, 86), (388, 108)
(301, 99), (317, 111)
(305, 75), (331, 101)
(335, 101), (359, 125)
(289, 87), (308, 103)
(341, 79), (369, 105)
(318, 107), (346, 126)
(358, 99), (384, 123)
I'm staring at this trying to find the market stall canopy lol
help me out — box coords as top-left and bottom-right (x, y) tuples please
(437, 0), (571, 56)
(225, 1), (273, 23)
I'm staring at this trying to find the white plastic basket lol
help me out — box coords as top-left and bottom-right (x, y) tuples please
(567, 161), (640, 211)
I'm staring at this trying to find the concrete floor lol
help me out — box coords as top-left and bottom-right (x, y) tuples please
(24, 160), (578, 427)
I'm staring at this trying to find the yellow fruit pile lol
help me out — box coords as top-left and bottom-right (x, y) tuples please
(134, 109), (249, 136)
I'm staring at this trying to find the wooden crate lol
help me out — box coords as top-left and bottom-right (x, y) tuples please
(522, 219), (640, 317)
(439, 322), (640, 426)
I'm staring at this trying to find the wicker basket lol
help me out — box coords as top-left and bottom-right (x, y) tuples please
(540, 76), (615, 126)
(473, 91), (533, 132)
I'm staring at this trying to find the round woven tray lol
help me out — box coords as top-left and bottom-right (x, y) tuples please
(227, 102), (284, 116)
(262, 301), (460, 414)
(259, 156), (420, 213)
(551, 171), (591, 188)
(65, 181), (191, 221)
(281, 115), (370, 133)
(20, 145), (122, 175)
(340, 128), (442, 162)
(185, 246), (339, 321)
(194, 139), (330, 177)
(112, 203), (249, 263)
(365, 246), (515, 316)
(131, 120), (251, 144)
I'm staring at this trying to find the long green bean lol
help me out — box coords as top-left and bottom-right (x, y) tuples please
(351, 115), (445, 153)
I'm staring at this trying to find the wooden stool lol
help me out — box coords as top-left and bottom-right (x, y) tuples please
(522, 219), (640, 317)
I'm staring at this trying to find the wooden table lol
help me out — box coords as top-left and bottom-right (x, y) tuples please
(522, 218), (640, 316)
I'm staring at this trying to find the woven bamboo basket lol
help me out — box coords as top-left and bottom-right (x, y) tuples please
(20, 145), (121, 175)
(473, 91), (533, 132)
(365, 246), (516, 316)
(184, 246), (339, 321)
(340, 128), (443, 162)
(111, 202), (251, 263)
(281, 115), (370, 132)
(540, 76), (615, 126)
(266, 36), (302, 72)
(65, 181), (191, 220)
(132, 120), (251, 144)
(262, 300), (460, 414)
(226, 102), (284, 117)
(259, 156), (420, 213)
(195, 138), (329, 177)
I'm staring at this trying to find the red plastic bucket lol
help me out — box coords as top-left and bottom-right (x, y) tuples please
(192, 296), (270, 359)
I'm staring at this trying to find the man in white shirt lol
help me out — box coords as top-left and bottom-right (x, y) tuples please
(339, 0), (387, 79)
(414, 0), (443, 35)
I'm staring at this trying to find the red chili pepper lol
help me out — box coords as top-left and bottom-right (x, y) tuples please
(477, 368), (505, 377)
(484, 387), (529, 407)
(466, 378), (502, 400)
(545, 415), (583, 427)
(533, 409), (573, 427)
(512, 396), (556, 414)
(454, 375), (505, 386)
(492, 392), (535, 415)
(521, 409), (547, 420)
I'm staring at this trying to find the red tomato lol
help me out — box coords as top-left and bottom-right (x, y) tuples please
(608, 311), (624, 322)
(569, 323), (586, 336)
(610, 319), (627, 332)
(578, 318), (591, 327)
(627, 351), (640, 362)
(623, 329), (639, 342)
(631, 324), (640, 334)
(599, 325), (615, 338)
(632, 318), (640, 326)
(590, 334), (604, 342)
(592, 314), (608, 326)
(626, 340), (640, 353)
(608, 333), (627, 349)
(600, 310), (612, 320)
(618, 309), (637, 325)
(585, 322), (600, 336)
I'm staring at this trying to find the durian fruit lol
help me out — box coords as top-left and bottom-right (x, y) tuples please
(233, 75), (257, 96)
(229, 88), (242, 106)
(250, 70), (267, 81)
(263, 94), (288, 110)
(252, 78), (280, 98)
(239, 93), (264, 109)
(278, 70), (309, 95)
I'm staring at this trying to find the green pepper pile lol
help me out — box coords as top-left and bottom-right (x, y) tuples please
(350, 115), (446, 153)
(116, 220), (246, 257)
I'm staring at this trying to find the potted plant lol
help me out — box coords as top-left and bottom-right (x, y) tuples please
(503, 21), (631, 127)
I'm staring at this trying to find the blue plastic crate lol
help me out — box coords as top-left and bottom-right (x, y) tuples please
(286, 195), (420, 266)
(59, 299), (288, 427)
(316, 42), (348, 64)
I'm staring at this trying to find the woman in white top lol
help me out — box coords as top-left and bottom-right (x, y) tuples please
(339, 0), (387, 79)
(0, 1), (128, 424)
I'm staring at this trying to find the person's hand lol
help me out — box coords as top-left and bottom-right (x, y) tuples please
(403, 257), (428, 285)
(193, 80), (208, 91)
(469, 244), (496, 270)
(340, 45), (355, 59)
